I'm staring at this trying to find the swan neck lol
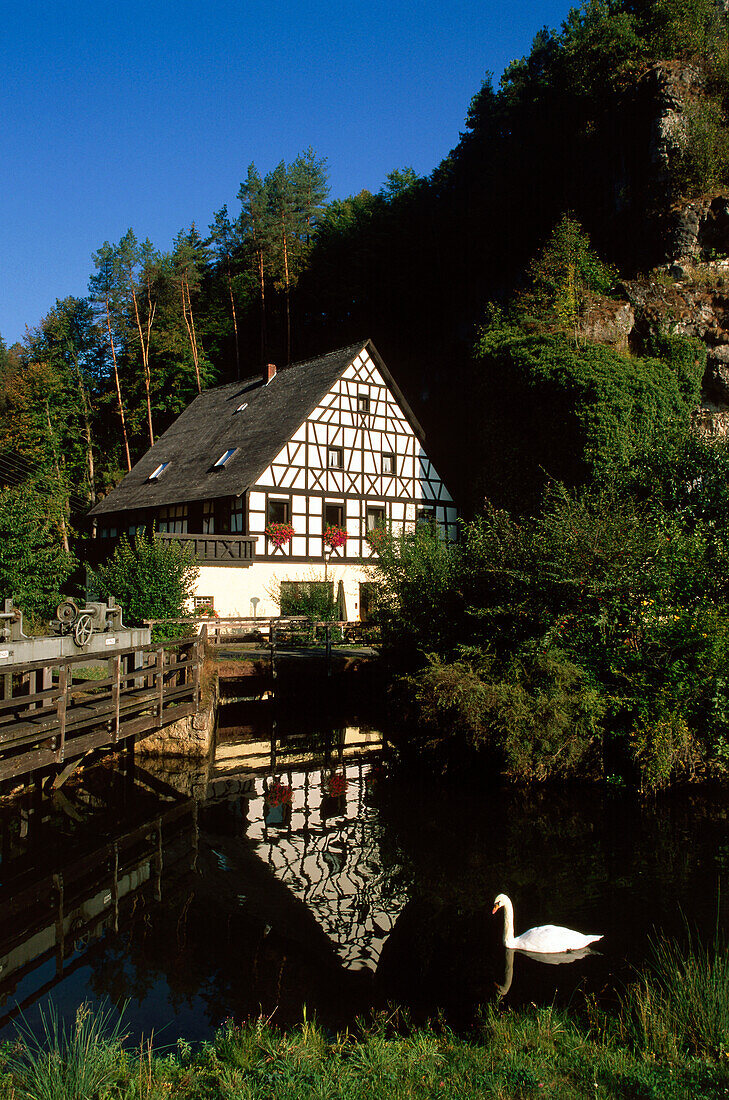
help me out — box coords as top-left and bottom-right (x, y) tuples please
(502, 898), (516, 948)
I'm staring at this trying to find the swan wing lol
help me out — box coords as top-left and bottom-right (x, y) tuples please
(513, 924), (603, 953)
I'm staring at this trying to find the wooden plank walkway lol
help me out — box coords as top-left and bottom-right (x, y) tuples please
(0, 632), (205, 785)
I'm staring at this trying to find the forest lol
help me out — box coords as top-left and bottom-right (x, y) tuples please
(2, 0), (729, 631)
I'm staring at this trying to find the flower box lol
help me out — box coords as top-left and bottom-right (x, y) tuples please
(323, 525), (349, 550)
(265, 522), (296, 548)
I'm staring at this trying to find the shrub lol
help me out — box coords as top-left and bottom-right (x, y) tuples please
(92, 527), (198, 625)
(629, 713), (699, 792)
(486, 650), (604, 782)
(0, 486), (75, 622)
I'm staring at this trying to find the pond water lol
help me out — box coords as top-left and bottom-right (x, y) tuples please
(1, 690), (728, 1045)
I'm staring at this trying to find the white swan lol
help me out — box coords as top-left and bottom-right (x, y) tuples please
(492, 893), (602, 954)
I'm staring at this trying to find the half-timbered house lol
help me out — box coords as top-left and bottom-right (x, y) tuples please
(89, 340), (457, 620)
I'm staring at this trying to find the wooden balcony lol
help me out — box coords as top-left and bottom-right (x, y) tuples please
(155, 532), (257, 566)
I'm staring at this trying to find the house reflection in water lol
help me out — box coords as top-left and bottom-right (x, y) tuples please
(208, 725), (404, 973)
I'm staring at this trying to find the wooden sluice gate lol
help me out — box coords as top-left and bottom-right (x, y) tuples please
(0, 600), (206, 786)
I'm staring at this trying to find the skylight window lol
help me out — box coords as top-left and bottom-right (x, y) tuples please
(235, 402), (248, 413)
(148, 462), (170, 481)
(214, 448), (238, 468)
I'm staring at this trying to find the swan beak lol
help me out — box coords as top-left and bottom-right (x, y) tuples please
(492, 904), (500, 915)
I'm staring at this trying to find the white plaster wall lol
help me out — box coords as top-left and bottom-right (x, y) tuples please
(193, 561), (378, 619)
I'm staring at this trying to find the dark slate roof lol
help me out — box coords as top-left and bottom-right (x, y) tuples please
(91, 339), (422, 516)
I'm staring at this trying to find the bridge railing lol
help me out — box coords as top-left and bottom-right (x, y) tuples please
(0, 631), (205, 785)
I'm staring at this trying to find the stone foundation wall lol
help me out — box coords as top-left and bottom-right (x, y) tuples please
(136, 670), (219, 759)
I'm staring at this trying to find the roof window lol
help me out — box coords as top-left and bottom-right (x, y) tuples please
(214, 448), (238, 468)
(148, 462), (170, 481)
(235, 402), (248, 413)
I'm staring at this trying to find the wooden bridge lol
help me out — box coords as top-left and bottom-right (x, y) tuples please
(0, 633), (205, 786)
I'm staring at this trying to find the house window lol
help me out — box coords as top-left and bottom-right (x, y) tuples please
(230, 496), (245, 533)
(158, 504), (188, 534)
(267, 497), (290, 525)
(149, 461), (170, 481)
(366, 506), (386, 532)
(324, 503), (344, 528)
(193, 596), (214, 612)
(416, 506), (436, 527)
(382, 452), (394, 474)
(357, 393), (370, 414)
(280, 580), (334, 617)
(202, 501), (215, 533)
(327, 446), (343, 469)
(214, 448), (238, 468)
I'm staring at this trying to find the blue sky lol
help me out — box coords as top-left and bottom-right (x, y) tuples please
(2, 0), (573, 346)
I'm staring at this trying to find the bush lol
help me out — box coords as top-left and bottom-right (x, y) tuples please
(486, 650), (604, 782)
(630, 713), (699, 792)
(92, 527), (198, 626)
(0, 486), (75, 622)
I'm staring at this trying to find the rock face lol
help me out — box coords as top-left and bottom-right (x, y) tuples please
(577, 299), (635, 349)
(137, 669), (219, 758)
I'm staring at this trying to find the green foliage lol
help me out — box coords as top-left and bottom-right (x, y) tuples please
(3, 982), (729, 1099)
(0, 486), (75, 621)
(278, 579), (338, 622)
(377, 430), (729, 784)
(3, 1000), (126, 1100)
(518, 214), (618, 333)
(92, 528), (198, 625)
(474, 322), (704, 506)
(366, 522), (463, 664)
(672, 93), (729, 197)
(622, 928), (729, 1059)
(485, 649), (605, 781)
(629, 712), (698, 791)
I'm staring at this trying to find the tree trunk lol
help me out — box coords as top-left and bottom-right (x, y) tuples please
(70, 349), (96, 504)
(282, 221), (291, 364)
(104, 295), (132, 471)
(44, 402), (70, 553)
(180, 275), (202, 394)
(127, 270), (155, 446)
(227, 263), (240, 379)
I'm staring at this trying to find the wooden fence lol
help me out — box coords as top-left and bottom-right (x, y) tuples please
(0, 632), (205, 785)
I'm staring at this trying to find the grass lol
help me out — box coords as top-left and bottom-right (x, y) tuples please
(2, 939), (729, 1098)
(1, 1000), (127, 1100)
(619, 927), (729, 1060)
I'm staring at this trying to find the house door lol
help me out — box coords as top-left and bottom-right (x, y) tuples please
(359, 582), (376, 622)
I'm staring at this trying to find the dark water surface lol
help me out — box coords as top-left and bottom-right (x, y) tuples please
(1, 695), (728, 1045)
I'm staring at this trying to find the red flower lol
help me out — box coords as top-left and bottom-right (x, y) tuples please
(323, 524), (349, 549)
(265, 522), (296, 548)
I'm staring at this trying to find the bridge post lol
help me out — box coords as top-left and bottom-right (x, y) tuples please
(156, 648), (165, 727)
(56, 666), (68, 763)
(111, 655), (121, 742)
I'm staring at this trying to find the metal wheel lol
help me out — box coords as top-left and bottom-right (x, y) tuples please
(73, 612), (93, 647)
(56, 599), (78, 625)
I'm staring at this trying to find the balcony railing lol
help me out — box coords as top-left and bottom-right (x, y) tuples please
(155, 532), (257, 565)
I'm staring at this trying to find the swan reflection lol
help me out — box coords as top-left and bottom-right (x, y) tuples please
(496, 945), (599, 999)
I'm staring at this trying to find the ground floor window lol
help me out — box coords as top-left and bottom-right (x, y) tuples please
(193, 595), (215, 613)
(280, 580), (334, 618)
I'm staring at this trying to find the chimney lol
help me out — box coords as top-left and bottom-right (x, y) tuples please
(266, 362), (277, 383)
